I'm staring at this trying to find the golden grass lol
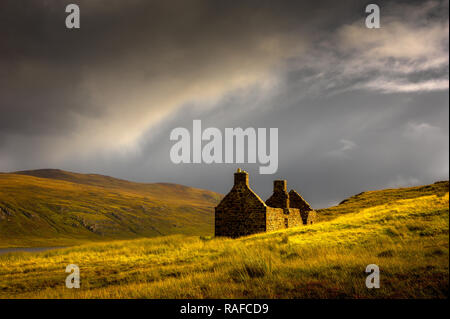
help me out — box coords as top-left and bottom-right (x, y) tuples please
(0, 192), (448, 299)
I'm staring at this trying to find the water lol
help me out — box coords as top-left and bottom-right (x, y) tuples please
(0, 246), (64, 255)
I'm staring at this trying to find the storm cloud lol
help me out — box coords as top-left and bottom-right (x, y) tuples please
(0, 0), (448, 207)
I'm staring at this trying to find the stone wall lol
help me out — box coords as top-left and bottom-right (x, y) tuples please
(289, 189), (317, 225)
(266, 207), (304, 232)
(215, 169), (316, 238)
(215, 169), (267, 238)
(304, 210), (317, 225)
(265, 207), (285, 231)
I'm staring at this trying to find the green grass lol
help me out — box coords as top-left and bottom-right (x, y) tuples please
(0, 182), (448, 298)
(0, 170), (222, 248)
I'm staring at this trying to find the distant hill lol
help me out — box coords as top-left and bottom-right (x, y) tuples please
(0, 169), (222, 248)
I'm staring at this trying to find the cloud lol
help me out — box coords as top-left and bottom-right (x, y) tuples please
(286, 0), (449, 96)
(0, 0), (319, 158)
(0, 0), (448, 207)
(327, 139), (357, 158)
(339, 139), (356, 152)
(403, 122), (442, 143)
(364, 79), (449, 93)
(1, 0), (447, 158)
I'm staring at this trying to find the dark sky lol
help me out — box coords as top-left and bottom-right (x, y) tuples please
(0, 0), (448, 207)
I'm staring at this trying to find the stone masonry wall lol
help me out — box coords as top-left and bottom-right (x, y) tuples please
(265, 207), (285, 231)
(266, 207), (304, 232)
(304, 210), (317, 225)
(215, 170), (267, 238)
(289, 190), (317, 225)
(215, 170), (316, 238)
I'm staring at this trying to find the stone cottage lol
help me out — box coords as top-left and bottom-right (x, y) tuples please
(215, 169), (317, 238)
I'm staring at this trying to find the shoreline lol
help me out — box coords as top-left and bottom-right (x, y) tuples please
(0, 246), (65, 255)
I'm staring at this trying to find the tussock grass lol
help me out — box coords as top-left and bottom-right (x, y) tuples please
(0, 187), (448, 298)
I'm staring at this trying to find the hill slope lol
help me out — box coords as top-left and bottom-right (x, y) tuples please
(0, 170), (222, 248)
(318, 181), (449, 222)
(0, 181), (448, 298)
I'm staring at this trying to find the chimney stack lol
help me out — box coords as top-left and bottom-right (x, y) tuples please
(234, 168), (249, 187)
(274, 180), (287, 193)
(265, 180), (289, 208)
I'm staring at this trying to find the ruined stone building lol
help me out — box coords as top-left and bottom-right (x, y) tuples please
(215, 169), (317, 238)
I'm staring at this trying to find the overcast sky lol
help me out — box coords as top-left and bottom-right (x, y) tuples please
(0, 0), (448, 207)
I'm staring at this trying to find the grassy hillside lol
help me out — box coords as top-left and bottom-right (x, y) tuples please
(0, 170), (222, 248)
(318, 181), (449, 222)
(0, 181), (447, 298)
